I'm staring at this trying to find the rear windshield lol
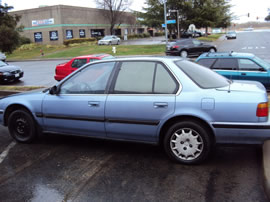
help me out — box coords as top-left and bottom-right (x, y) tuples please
(175, 60), (230, 89)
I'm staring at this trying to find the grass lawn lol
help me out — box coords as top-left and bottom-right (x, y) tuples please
(7, 43), (166, 60)
(0, 85), (44, 91)
(198, 34), (224, 42)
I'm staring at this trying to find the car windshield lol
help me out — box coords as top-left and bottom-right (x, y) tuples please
(102, 36), (112, 40)
(228, 31), (235, 34)
(175, 60), (230, 89)
(253, 56), (270, 69)
(0, 60), (7, 67)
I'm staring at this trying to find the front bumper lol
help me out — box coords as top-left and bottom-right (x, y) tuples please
(0, 72), (23, 82)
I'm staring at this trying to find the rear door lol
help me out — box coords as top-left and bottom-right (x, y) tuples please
(211, 58), (239, 80)
(105, 61), (178, 143)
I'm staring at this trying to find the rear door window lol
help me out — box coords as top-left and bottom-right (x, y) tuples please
(71, 59), (88, 68)
(197, 58), (216, 68)
(212, 58), (238, 70)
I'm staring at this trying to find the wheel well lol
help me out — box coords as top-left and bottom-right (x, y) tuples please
(159, 115), (215, 145)
(4, 104), (32, 126)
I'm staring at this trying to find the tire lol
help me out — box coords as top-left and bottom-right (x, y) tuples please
(209, 48), (216, 53)
(163, 121), (212, 164)
(180, 50), (188, 58)
(117, 40), (120, 45)
(8, 109), (37, 143)
(109, 41), (112, 45)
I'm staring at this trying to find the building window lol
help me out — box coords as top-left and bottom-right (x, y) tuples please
(79, 29), (86, 38)
(113, 29), (121, 36)
(91, 29), (104, 37)
(137, 28), (144, 34)
(66, 30), (73, 39)
(49, 31), (58, 41)
(34, 32), (42, 42)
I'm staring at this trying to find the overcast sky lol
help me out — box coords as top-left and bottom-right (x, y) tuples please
(2, 0), (270, 23)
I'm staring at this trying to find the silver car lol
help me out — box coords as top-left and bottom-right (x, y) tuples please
(98, 35), (121, 45)
(226, 31), (237, 39)
(0, 52), (6, 61)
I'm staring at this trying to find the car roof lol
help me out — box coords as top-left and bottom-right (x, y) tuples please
(75, 54), (111, 59)
(198, 52), (255, 59)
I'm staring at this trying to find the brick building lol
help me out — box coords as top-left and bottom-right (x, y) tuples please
(11, 5), (145, 45)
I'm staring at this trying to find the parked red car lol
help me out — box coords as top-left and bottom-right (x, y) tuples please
(54, 54), (114, 81)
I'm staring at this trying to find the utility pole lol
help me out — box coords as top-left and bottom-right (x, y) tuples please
(163, 0), (168, 48)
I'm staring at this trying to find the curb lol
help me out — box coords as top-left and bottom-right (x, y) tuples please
(263, 140), (270, 200)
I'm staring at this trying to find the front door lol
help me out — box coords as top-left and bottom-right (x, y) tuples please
(105, 61), (179, 143)
(42, 62), (115, 137)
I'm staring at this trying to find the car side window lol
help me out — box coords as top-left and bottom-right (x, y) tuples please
(192, 40), (201, 45)
(238, 59), (264, 71)
(60, 62), (115, 94)
(71, 59), (88, 68)
(197, 58), (216, 68)
(212, 58), (238, 70)
(113, 61), (178, 94)
(154, 63), (177, 94)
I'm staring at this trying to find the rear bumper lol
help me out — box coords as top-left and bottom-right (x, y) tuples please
(212, 122), (270, 144)
(165, 50), (180, 56)
(54, 75), (65, 81)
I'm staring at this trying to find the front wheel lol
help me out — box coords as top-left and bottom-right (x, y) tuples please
(164, 121), (212, 164)
(8, 109), (37, 143)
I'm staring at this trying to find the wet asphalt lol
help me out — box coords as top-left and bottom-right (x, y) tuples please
(0, 126), (268, 202)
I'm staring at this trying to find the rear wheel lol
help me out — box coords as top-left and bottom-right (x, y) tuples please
(8, 109), (37, 143)
(209, 48), (216, 53)
(164, 121), (212, 164)
(180, 50), (188, 58)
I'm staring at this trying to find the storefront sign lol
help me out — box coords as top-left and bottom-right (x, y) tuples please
(79, 29), (85, 38)
(50, 31), (58, 41)
(32, 18), (54, 27)
(34, 32), (43, 42)
(66, 30), (73, 39)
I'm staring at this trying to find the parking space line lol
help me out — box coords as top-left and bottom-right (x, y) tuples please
(0, 142), (16, 164)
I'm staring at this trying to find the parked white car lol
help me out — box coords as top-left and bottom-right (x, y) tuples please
(0, 52), (6, 61)
(98, 35), (121, 45)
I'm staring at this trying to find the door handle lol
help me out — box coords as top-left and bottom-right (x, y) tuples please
(88, 101), (100, 107)
(241, 73), (246, 76)
(154, 102), (168, 108)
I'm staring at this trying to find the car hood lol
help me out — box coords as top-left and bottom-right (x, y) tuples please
(216, 80), (266, 93)
(0, 65), (21, 72)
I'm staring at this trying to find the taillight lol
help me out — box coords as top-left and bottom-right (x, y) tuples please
(172, 45), (179, 49)
(256, 102), (268, 117)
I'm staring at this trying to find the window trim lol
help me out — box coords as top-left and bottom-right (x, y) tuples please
(109, 60), (180, 95)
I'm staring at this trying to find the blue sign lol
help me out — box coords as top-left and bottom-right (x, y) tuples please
(66, 30), (73, 39)
(49, 31), (58, 41)
(34, 32), (42, 42)
(79, 29), (85, 38)
(162, 24), (166, 28)
(167, 19), (176, 24)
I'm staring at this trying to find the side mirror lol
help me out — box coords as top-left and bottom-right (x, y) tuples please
(259, 67), (266, 72)
(49, 85), (59, 95)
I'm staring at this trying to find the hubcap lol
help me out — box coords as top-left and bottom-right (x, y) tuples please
(14, 116), (29, 137)
(181, 51), (187, 58)
(210, 48), (215, 52)
(170, 128), (204, 161)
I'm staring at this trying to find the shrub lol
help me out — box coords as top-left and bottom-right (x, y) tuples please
(64, 38), (96, 46)
(19, 36), (31, 45)
(154, 32), (165, 37)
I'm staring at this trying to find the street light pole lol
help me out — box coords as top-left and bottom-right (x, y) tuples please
(163, 0), (168, 48)
(170, 10), (179, 39)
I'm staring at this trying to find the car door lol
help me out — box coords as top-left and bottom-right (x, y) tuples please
(237, 58), (269, 87)
(211, 58), (239, 80)
(42, 62), (115, 137)
(105, 61), (178, 143)
(189, 39), (204, 55)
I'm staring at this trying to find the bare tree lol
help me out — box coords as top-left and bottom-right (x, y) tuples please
(95, 0), (133, 35)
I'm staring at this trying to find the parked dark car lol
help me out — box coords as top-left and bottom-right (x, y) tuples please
(0, 60), (24, 83)
(180, 31), (194, 38)
(166, 39), (217, 58)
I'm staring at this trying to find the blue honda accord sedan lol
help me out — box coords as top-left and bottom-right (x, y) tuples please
(0, 57), (270, 164)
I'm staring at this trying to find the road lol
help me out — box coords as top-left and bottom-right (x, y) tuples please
(0, 30), (269, 201)
(0, 127), (268, 201)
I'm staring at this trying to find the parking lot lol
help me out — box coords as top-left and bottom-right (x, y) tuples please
(1, 30), (270, 201)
